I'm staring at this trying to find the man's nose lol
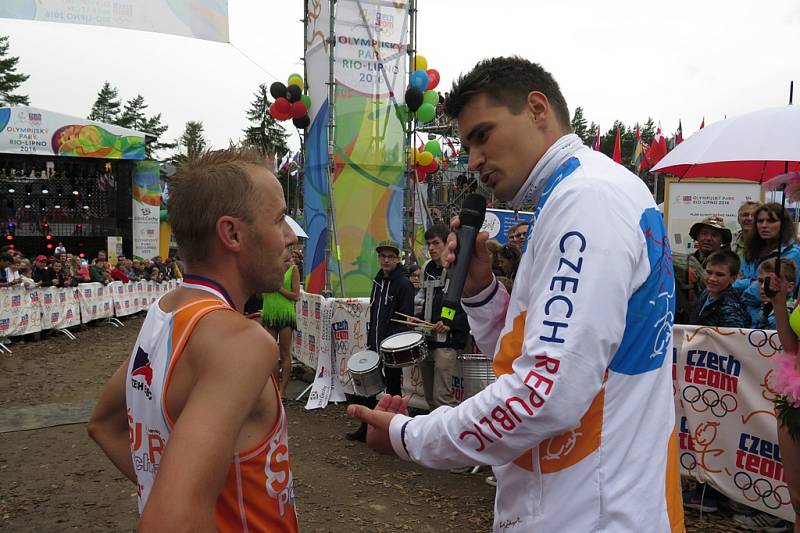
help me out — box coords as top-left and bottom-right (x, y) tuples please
(467, 150), (484, 172)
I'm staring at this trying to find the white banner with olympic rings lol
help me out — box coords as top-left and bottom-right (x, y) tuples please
(674, 324), (793, 522)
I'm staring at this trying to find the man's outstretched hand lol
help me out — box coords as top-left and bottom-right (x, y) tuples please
(347, 395), (410, 455)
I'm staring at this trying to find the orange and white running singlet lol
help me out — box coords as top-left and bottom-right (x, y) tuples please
(126, 294), (299, 532)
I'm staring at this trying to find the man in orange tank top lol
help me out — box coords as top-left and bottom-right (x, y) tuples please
(88, 147), (299, 532)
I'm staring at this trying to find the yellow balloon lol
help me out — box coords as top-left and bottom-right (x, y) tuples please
(414, 55), (428, 72)
(288, 74), (304, 89)
(418, 150), (433, 166)
(410, 148), (421, 165)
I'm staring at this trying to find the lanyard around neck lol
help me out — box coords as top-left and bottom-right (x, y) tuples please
(181, 274), (236, 310)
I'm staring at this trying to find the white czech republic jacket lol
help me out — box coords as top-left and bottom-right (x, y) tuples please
(388, 134), (683, 532)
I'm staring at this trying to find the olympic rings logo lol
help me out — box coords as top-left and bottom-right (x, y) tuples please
(748, 330), (782, 358)
(680, 452), (697, 471)
(734, 471), (790, 510)
(682, 385), (739, 418)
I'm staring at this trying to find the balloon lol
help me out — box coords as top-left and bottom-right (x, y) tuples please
(300, 94), (312, 110)
(410, 70), (429, 92)
(410, 148), (420, 165)
(424, 140), (442, 157)
(269, 82), (287, 100)
(417, 150), (434, 166)
(426, 69), (440, 90)
(395, 104), (410, 124)
(404, 87), (423, 112)
(287, 73), (304, 89)
(287, 84), (302, 103)
(270, 98), (291, 121)
(416, 166), (426, 183)
(414, 55), (428, 71)
(290, 101), (308, 119)
(416, 102), (435, 123)
(423, 90), (439, 107)
(292, 115), (311, 129)
(422, 159), (439, 174)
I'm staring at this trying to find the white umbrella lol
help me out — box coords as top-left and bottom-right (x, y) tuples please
(285, 215), (308, 239)
(651, 105), (800, 181)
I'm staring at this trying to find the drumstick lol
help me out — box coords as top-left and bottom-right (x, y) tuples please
(394, 312), (436, 328)
(391, 318), (433, 329)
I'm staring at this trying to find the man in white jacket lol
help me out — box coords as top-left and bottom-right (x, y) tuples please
(349, 56), (684, 532)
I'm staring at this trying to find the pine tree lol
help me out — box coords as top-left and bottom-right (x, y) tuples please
(169, 121), (207, 165)
(140, 113), (177, 160)
(570, 107), (591, 146)
(242, 83), (289, 157)
(641, 117), (656, 145)
(88, 82), (122, 123)
(117, 94), (147, 129)
(0, 35), (30, 106)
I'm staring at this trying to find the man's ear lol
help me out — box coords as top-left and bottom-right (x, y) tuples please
(526, 91), (550, 123)
(216, 216), (243, 253)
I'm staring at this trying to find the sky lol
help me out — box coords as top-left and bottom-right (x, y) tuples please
(2, 0), (799, 156)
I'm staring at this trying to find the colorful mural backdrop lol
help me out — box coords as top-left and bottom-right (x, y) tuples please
(132, 161), (162, 260)
(0, 0), (229, 42)
(0, 106), (146, 159)
(328, 0), (409, 296)
(52, 124), (144, 159)
(303, 0), (332, 294)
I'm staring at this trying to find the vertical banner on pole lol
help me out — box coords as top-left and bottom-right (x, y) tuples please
(132, 161), (161, 261)
(329, 0), (409, 296)
(303, 0), (332, 294)
(107, 236), (123, 266)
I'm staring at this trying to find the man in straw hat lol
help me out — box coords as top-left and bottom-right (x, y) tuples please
(689, 215), (732, 266)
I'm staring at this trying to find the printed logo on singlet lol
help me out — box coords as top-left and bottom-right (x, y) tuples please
(130, 346), (154, 400)
(264, 423), (295, 517)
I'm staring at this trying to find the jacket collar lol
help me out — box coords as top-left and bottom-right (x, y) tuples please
(510, 133), (586, 210)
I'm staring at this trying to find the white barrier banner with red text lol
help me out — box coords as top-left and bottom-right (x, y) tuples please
(674, 325), (792, 522)
(40, 286), (81, 329)
(0, 286), (41, 336)
(330, 298), (370, 396)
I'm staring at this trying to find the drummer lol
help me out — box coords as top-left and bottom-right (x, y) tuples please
(418, 225), (470, 410)
(345, 240), (415, 442)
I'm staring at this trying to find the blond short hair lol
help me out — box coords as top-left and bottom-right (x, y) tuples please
(168, 146), (268, 262)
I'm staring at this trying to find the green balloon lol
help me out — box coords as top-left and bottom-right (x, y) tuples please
(423, 90), (439, 107)
(424, 139), (442, 157)
(416, 103), (435, 123)
(300, 94), (311, 109)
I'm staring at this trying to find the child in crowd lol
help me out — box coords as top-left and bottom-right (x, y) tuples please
(688, 250), (750, 329)
(684, 250), (750, 513)
(754, 258), (796, 330)
(17, 265), (38, 290)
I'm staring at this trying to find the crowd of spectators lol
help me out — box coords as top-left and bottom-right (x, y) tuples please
(1, 246), (183, 290)
(1, 245), (184, 346)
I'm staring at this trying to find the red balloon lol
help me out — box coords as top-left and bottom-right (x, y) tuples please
(422, 159), (439, 174)
(426, 69), (440, 91)
(290, 101), (308, 119)
(274, 97), (291, 114)
(269, 101), (291, 121)
(416, 167), (426, 183)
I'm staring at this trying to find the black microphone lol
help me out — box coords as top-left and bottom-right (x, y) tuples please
(440, 194), (486, 325)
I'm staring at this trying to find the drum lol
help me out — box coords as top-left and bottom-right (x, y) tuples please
(347, 350), (384, 397)
(459, 354), (496, 401)
(380, 331), (428, 368)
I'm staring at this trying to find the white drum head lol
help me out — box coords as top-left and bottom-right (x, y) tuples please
(348, 350), (380, 372)
(381, 331), (424, 350)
